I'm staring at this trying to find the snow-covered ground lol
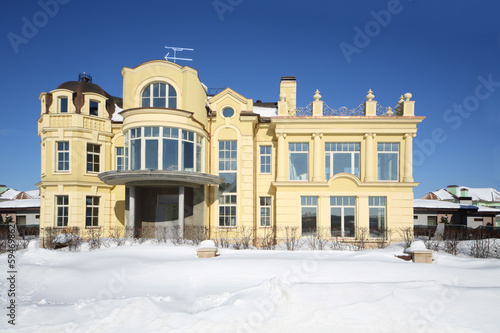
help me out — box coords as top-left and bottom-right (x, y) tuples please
(1, 241), (500, 333)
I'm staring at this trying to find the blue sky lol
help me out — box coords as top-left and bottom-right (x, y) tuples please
(1, 0), (500, 198)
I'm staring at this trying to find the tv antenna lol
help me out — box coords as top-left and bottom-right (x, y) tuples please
(165, 45), (194, 63)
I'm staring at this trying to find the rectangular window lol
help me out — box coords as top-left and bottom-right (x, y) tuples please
(116, 147), (125, 171)
(219, 140), (237, 227)
(86, 143), (101, 173)
(130, 128), (141, 170)
(59, 97), (68, 113)
(325, 143), (360, 180)
(369, 196), (386, 238)
(219, 141), (237, 171)
(85, 196), (100, 227)
(219, 194), (236, 227)
(377, 143), (399, 181)
(260, 197), (272, 227)
(289, 143), (309, 180)
(196, 135), (203, 172)
(56, 195), (69, 227)
(89, 100), (99, 116)
(301, 196), (317, 236)
(330, 196), (356, 237)
(427, 216), (438, 226)
(16, 216), (26, 225)
(56, 141), (70, 172)
(260, 146), (271, 174)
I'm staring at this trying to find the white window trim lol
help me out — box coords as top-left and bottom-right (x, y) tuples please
(330, 196), (356, 238)
(55, 195), (69, 227)
(377, 143), (399, 182)
(85, 196), (100, 228)
(55, 141), (70, 173)
(325, 142), (360, 179)
(259, 145), (272, 175)
(289, 142), (309, 181)
(259, 196), (272, 227)
(86, 143), (101, 174)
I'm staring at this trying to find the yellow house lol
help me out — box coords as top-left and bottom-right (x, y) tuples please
(37, 60), (424, 246)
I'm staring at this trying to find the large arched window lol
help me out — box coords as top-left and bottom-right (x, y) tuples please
(141, 83), (177, 108)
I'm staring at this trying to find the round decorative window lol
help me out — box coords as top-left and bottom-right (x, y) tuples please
(222, 107), (235, 118)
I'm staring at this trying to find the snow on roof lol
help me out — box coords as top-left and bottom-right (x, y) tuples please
(476, 205), (500, 213)
(253, 106), (277, 117)
(25, 189), (40, 199)
(0, 189), (20, 200)
(0, 198), (40, 209)
(413, 199), (476, 210)
(460, 187), (500, 202)
(112, 104), (123, 122)
(429, 189), (456, 200)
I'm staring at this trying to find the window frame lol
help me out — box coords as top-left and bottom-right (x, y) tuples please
(55, 195), (69, 227)
(126, 127), (202, 172)
(377, 142), (399, 181)
(89, 100), (99, 116)
(259, 197), (272, 227)
(289, 142), (309, 181)
(116, 147), (125, 171)
(218, 140), (237, 227)
(141, 82), (177, 109)
(369, 196), (387, 238)
(259, 145), (272, 174)
(86, 143), (101, 173)
(56, 141), (70, 173)
(301, 196), (317, 236)
(325, 143), (360, 180)
(59, 96), (68, 113)
(330, 196), (356, 238)
(85, 196), (100, 227)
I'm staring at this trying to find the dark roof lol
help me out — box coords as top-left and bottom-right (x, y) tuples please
(55, 81), (116, 118)
(281, 76), (296, 81)
(254, 102), (277, 108)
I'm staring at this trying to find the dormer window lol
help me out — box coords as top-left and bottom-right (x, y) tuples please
(141, 83), (177, 108)
(89, 100), (99, 116)
(59, 97), (68, 113)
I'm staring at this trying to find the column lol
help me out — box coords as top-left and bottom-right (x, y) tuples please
(364, 133), (375, 182)
(128, 186), (136, 237)
(179, 186), (185, 239)
(312, 133), (323, 182)
(403, 133), (415, 182)
(276, 133), (287, 181)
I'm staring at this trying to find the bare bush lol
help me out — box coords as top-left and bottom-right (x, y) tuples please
(109, 226), (126, 246)
(260, 228), (277, 250)
(282, 226), (302, 251)
(85, 228), (103, 251)
(305, 227), (329, 250)
(424, 239), (440, 252)
(234, 226), (253, 250)
(397, 227), (414, 249)
(373, 228), (392, 249)
(213, 228), (231, 248)
(184, 226), (207, 246)
(353, 227), (368, 250)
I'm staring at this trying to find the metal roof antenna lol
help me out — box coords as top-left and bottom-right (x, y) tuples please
(164, 45), (194, 63)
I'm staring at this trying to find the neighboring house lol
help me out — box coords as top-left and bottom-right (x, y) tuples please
(421, 185), (500, 227)
(37, 60), (424, 245)
(421, 185), (500, 208)
(0, 189), (40, 225)
(0, 184), (6, 196)
(414, 199), (500, 228)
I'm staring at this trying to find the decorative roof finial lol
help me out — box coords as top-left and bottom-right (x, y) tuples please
(313, 89), (321, 101)
(398, 95), (404, 105)
(386, 107), (394, 116)
(366, 89), (374, 101)
(279, 92), (286, 101)
(404, 92), (412, 101)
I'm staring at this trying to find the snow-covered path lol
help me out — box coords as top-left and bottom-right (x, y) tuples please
(1, 242), (500, 332)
